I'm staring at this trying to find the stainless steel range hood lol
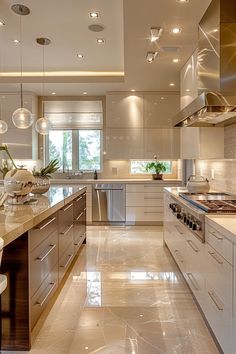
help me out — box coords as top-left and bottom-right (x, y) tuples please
(173, 0), (236, 127)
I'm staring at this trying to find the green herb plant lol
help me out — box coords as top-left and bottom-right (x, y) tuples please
(32, 159), (60, 178)
(145, 155), (167, 175)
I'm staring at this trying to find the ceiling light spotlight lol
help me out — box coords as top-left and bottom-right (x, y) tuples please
(172, 58), (180, 63)
(83, 91), (87, 95)
(51, 92), (56, 95)
(171, 27), (182, 34)
(0, 21), (6, 26)
(169, 83), (175, 86)
(146, 51), (158, 63)
(131, 89), (136, 92)
(77, 53), (84, 58)
(176, 0), (189, 3)
(150, 27), (163, 42)
(89, 11), (100, 18)
(97, 38), (105, 44)
(13, 39), (20, 44)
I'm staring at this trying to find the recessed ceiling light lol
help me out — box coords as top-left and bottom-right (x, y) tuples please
(146, 51), (158, 63)
(213, 28), (218, 33)
(83, 92), (87, 95)
(150, 27), (163, 42)
(131, 89), (136, 92)
(0, 21), (6, 26)
(186, 89), (190, 92)
(97, 38), (105, 44)
(13, 39), (20, 44)
(89, 11), (100, 18)
(169, 83), (175, 86)
(172, 58), (180, 63)
(161, 97), (165, 100)
(77, 53), (84, 58)
(51, 92), (56, 95)
(176, 0), (189, 3)
(171, 27), (182, 34)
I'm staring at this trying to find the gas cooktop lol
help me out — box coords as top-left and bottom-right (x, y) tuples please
(179, 192), (236, 213)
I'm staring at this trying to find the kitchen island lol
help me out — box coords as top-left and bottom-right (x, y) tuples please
(0, 185), (86, 351)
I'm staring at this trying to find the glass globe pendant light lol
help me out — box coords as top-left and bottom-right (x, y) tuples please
(35, 37), (51, 135)
(0, 103), (8, 134)
(11, 4), (33, 129)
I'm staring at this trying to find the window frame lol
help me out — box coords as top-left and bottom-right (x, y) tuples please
(45, 128), (103, 173)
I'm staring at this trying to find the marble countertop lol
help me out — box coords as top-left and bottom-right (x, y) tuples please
(206, 215), (236, 244)
(0, 185), (86, 247)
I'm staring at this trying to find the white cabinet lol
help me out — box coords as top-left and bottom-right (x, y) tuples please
(0, 93), (38, 160)
(143, 94), (179, 128)
(180, 127), (224, 159)
(105, 128), (144, 159)
(180, 49), (198, 110)
(106, 94), (144, 128)
(144, 128), (180, 159)
(127, 183), (180, 224)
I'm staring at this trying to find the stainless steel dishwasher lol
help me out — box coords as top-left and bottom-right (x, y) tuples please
(92, 184), (126, 223)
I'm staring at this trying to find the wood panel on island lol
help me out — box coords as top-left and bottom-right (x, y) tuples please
(0, 191), (86, 351)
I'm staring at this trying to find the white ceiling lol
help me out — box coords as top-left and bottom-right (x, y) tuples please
(0, 0), (212, 95)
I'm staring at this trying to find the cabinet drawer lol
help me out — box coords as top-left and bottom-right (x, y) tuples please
(126, 192), (163, 207)
(73, 193), (86, 218)
(126, 184), (164, 193)
(59, 222), (74, 258)
(58, 203), (73, 234)
(59, 242), (74, 282)
(74, 211), (86, 252)
(206, 224), (233, 264)
(31, 264), (58, 329)
(30, 231), (58, 297)
(29, 214), (57, 251)
(126, 206), (163, 222)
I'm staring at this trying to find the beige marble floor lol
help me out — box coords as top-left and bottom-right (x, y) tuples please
(6, 226), (220, 354)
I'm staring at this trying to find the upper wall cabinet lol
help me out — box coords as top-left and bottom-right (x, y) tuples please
(106, 94), (144, 128)
(143, 94), (179, 128)
(0, 93), (38, 160)
(181, 127), (224, 159)
(144, 129), (180, 159)
(180, 49), (198, 110)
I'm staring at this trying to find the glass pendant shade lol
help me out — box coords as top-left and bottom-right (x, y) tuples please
(35, 117), (51, 135)
(0, 120), (8, 134)
(12, 107), (34, 129)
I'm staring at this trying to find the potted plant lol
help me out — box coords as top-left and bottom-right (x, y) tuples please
(0, 145), (17, 178)
(32, 159), (60, 194)
(146, 156), (166, 180)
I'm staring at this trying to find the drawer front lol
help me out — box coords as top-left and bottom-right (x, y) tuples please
(126, 184), (164, 193)
(59, 242), (74, 282)
(29, 214), (57, 251)
(73, 193), (86, 218)
(206, 224), (233, 264)
(58, 203), (74, 234)
(59, 222), (74, 258)
(126, 192), (163, 207)
(30, 231), (58, 297)
(205, 243), (232, 306)
(31, 264), (58, 329)
(74, 210), (86, 251)
(126, 206), (163, 222)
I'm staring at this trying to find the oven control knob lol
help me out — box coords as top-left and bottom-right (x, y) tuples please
(186, 218), (190, 226)
(183, 216), (187, 224)
(189, 220), (193, 228)
(192, 223), (197, 231)
(177, 213), (181, 219)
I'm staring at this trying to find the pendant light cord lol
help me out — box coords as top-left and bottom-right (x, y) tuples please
(19, 15), (23, 108)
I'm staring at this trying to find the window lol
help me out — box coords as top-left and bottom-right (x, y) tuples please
(48, 129), (102, 171)
(130, 160), (172, 174)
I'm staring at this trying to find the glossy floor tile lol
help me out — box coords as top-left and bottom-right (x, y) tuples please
(5, 226), (220, 354)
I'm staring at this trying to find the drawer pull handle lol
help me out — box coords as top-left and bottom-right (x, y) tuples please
(187, 240), (199, 253)
(36, 282), (56, 307)
(75, 212), (83, 221)
(211, 231), (223, 241)
(75, 196), (83, 202)
(186, 272), (199, 291)
(60, 254), (73, 268)
(174, 250), (184, 263)
(62, 203), (73, 212)
(175, 225), (184, 235)
(208, 291), (223, 311)
(208, 251), (223, 265)
(144, 197), (161, 200)
(144, 211), (160, 214)
(36, 217), (56, 231)
(84, 207), (86, 212)
(60, 223), (73, 235)
(36, 244), (56, 262)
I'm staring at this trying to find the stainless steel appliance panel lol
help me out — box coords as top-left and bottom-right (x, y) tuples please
(92, 184), (126, 223)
